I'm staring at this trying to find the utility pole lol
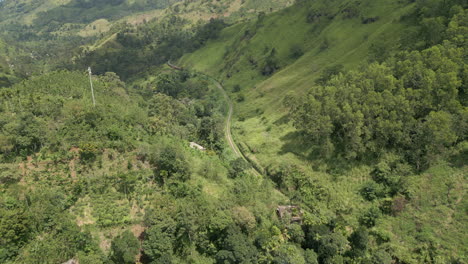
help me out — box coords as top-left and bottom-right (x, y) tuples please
(88, 67), (96, 107)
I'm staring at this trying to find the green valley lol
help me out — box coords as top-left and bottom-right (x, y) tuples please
(0, 0), (466, 263)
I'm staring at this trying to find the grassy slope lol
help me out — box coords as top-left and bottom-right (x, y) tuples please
(182, 0), (411, 171)
(0, 0), (71, 25)
(0, 0), (177, 38)
(0, 0), (292, 40)
(82, 0), (293, 49)
(181, 0), (467, 261)
(171, 0), (292, 23)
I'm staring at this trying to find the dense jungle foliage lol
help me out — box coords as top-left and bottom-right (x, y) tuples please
(0, 0), (466, 263)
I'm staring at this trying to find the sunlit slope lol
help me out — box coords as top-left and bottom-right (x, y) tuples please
(0, 0), (71, 24)
(180, 1), (467, 262)
(181, 0), (414, 166)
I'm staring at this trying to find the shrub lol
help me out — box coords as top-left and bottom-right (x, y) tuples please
(304, 249), (319, 264)
(109, 230), (139, 264)
(290, 44), (304, 59)
(228, 158), (250, 178)
(287, 223), (305, 244)
(359, 181), (385, 201)
(359, 207), (381, 227)
(233, 84), (241, 93)
(236, 94), (245, 102)
(79, 143), (99, 162)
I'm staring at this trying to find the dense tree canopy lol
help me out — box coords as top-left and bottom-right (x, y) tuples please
(287, 29), (467, 170)
(0, 0), (466, 263)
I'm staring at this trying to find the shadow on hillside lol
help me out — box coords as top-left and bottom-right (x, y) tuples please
(449, 149), (468, 168)
(278, 130), (360, 175)
(273, 114), (290, 126)
(278, 131), (313, 159)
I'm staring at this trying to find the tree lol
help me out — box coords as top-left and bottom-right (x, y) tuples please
(199, 116), (222, 149)
(287, 223), (305, 245)
(359, 181), (385, 201)
(288, 41), (466, 168)
(116, 172), (138, 199)
(109, 230), (140, 264)
(369, 37), (397, 63)
(316, 64), (344, 85)
(272, 244), (306, 264)
(317, 233), (348, 261)
(359, 207), (381, 228)
(149, 145), (190, 185)
(348, 227), (368, 258)
(370, 249), (392, 264)
(173, 196), (216, 255)
(290, 44), (304, 59)
(228, 158), (250, 178)
(421, 17), (447, 47)
(423, 111), (458, 159)
(215, 226), (258, 264)
(304, 249), (318, 264)
(143, 224), (175, 262)
(0, 208), (31, 262)
(262, 48), (279, 76)
(303, 224), (330, 252)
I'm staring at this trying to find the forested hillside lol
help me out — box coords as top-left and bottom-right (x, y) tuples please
(181, 0), (467, 262)
(0, 0), (291, 80)
(0, 0), (466, 263)
(0, 0), (180, 25)
(1, 69), (288, 263)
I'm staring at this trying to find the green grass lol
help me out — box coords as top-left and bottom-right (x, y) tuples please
(0, 0), (71, 25)
(180, 0), (467, 260)
(181, 0), (413, 176)
(380, 164), (467, 262)
(182, 0), (417, 166)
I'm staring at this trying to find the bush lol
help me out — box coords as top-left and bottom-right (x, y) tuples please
(290, 44), (304, 59)
(272, 244), (306, 264)
(315, 64), (344, 85)
(0, 164), (21, 185)
(359, 181), (385, 201)
(109, 230), (139, 264)
(261, 48), (279, 76)
(79, 143), (99, 162)
(370, 249), (392, 264)
(348, 227), (368, 257)
(233, 84), (241, 93)
(288, 223), (305, 244)
(317, 232), (348, 261)
(228, 158), (250, 178)
(304, 249), (319, 264)
(359, 207), (381, 228)
(391, 195), (408, 216)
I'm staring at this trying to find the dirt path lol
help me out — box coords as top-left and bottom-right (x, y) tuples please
(212, 80), (242, 158)
(169, 64), (287, 201)
(209, 78), (263, 177)
(166, 63), (262, 176)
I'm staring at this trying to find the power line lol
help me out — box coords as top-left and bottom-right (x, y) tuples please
(87, 67), (96, 107)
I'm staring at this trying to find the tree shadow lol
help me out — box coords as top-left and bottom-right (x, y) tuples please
(273, 114), (290, 126)
(449, 149), (468, 168)
(278, 130), (366, 175)
(278, 131), (313, 160)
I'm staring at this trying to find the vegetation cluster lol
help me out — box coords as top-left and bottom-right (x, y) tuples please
(0, 0), (466, 263)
